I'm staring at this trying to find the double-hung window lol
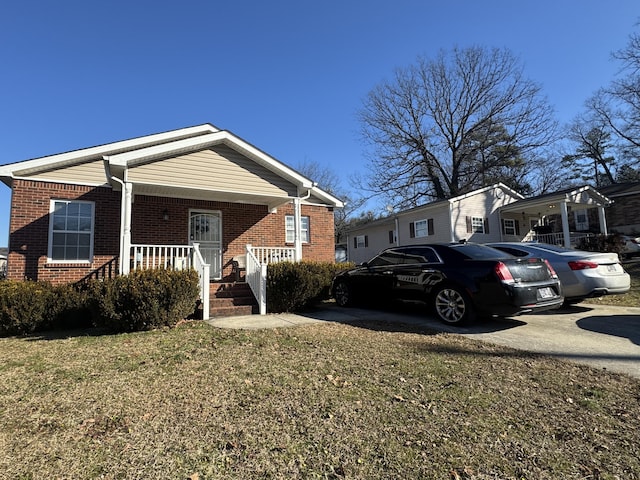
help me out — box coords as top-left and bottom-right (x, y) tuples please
(285, 215), (310, 243)
(49, 200), (94, 262)
(471, 216), (485, 234)
(503, 218), (516, 236)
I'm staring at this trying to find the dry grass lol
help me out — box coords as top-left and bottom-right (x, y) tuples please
(1, 318), (639, 479)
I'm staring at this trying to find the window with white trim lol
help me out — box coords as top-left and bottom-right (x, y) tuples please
(503, 218), (516, 236)
(285, 215), (310, 243)
(471, 216), (485, 234)
(414, 219), (429, 238)
(355, 235), (367, 248)
(49, 200), (94, 262)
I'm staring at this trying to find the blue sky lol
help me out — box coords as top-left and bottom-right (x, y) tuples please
(1, 1), (638, 245)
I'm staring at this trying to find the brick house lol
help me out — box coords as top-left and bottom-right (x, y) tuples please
(0, 124), (343, 316)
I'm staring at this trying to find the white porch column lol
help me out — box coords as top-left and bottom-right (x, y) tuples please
(121, 182), (133, 274)
(560, 201), (571, 248)
(293, 197), (302, 261)
(598, 206), (608, 235)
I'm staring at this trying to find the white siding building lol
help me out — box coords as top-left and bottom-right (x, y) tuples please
(346, 184), (523, 264)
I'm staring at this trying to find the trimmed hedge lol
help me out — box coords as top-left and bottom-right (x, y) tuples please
(86, 268), (200, 333)
(0, 269), (200, 336)
(0, 281), (89, 336)
(266, 261), (354, 313)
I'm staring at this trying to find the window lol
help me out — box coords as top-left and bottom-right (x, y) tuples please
(414, 219), (428, 237)
(503, 218), (516, 236)
(388, 230), (395, 244)
(409, 219), (434, 238)
(285, 215), (310, 243)
(354, 235), (368, 248)
(471, 217), (485, 233)
(574, 209), (589, 231)
(49, 200), (94, 262)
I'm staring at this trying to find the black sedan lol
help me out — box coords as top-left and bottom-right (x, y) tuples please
(332, 243), (564, 324)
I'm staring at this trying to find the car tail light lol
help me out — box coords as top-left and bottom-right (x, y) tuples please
(568, 260), (598, 270)
(495, 262), (515, 284)
(544, 259), (558, 279)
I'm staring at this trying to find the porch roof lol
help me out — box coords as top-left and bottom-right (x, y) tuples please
(499, 185), (612, 217)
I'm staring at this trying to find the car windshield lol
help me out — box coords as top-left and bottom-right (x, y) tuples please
(449, 243), (513, 260)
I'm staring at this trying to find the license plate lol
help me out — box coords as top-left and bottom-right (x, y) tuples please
(538, 287), (554, 299)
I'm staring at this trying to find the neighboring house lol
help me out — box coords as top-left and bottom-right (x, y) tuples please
(346, 184), (524, 264)
(0, 124), (343, 316)
(346, 183), (613, 264)
(597, 181), (640, 235)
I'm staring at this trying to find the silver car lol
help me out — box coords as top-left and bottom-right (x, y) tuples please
(620, 235), (640, 259)
(487, 242), (630, 304)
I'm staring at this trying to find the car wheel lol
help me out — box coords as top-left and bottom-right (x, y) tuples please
(433, 285), (475, 325)
(333, 280), (353, 307)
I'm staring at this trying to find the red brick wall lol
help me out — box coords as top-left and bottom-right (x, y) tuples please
(7, 181), (336, 284)
(7, 179), (121, 283)
(132, 196), (336, 281)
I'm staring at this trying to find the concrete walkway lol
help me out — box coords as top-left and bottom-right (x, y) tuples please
(207, 302), (640, 379)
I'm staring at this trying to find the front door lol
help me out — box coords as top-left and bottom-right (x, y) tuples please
(189, 210), (222, 280)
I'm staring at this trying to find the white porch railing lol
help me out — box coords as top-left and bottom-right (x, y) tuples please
(522, 232), (595, 248)
(128, 244), (297, 318)
(245, 247), (267, 315)
(130, 244), (193, 271)
(250, 246), (296, 265)
(129, 243), (209, 320)
(191, 243), (210, 321)
(244, 245), (296, 315)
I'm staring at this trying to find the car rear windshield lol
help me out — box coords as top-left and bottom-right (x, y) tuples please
(449, 243), (513, 260)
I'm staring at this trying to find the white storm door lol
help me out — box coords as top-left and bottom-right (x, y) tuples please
(189, 211), (222, 280)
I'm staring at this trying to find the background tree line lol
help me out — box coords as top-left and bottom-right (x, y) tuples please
(299, 24), (640, 240)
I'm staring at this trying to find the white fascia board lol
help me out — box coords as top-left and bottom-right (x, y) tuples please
(568, 185), (612, 206)
(448, 183), (524, 203)
(106, 130), (314, 189)
(0, 124), (219, 177)
(309, 186), (344, 208)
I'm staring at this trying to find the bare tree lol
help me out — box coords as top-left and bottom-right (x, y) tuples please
(357, 46), (558, 208)
(295, 159), (365, 243)
(562, 118), (616, 187)
(587, 27), (640, 162)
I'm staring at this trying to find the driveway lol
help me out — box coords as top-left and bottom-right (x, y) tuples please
(210, 302), (640, 379)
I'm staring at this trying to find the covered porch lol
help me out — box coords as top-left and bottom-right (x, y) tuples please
(102, 128), (343, 318)
(499, 185), (613, 248)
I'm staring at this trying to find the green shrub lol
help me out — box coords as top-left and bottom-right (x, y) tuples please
(0, 280), (57, 335)
(87, 268), (200, 333)
(266, 261), (354, 313)
(47, 283), (94, 331)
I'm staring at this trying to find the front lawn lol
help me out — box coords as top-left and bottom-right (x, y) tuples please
(1, 320), (639, 479)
